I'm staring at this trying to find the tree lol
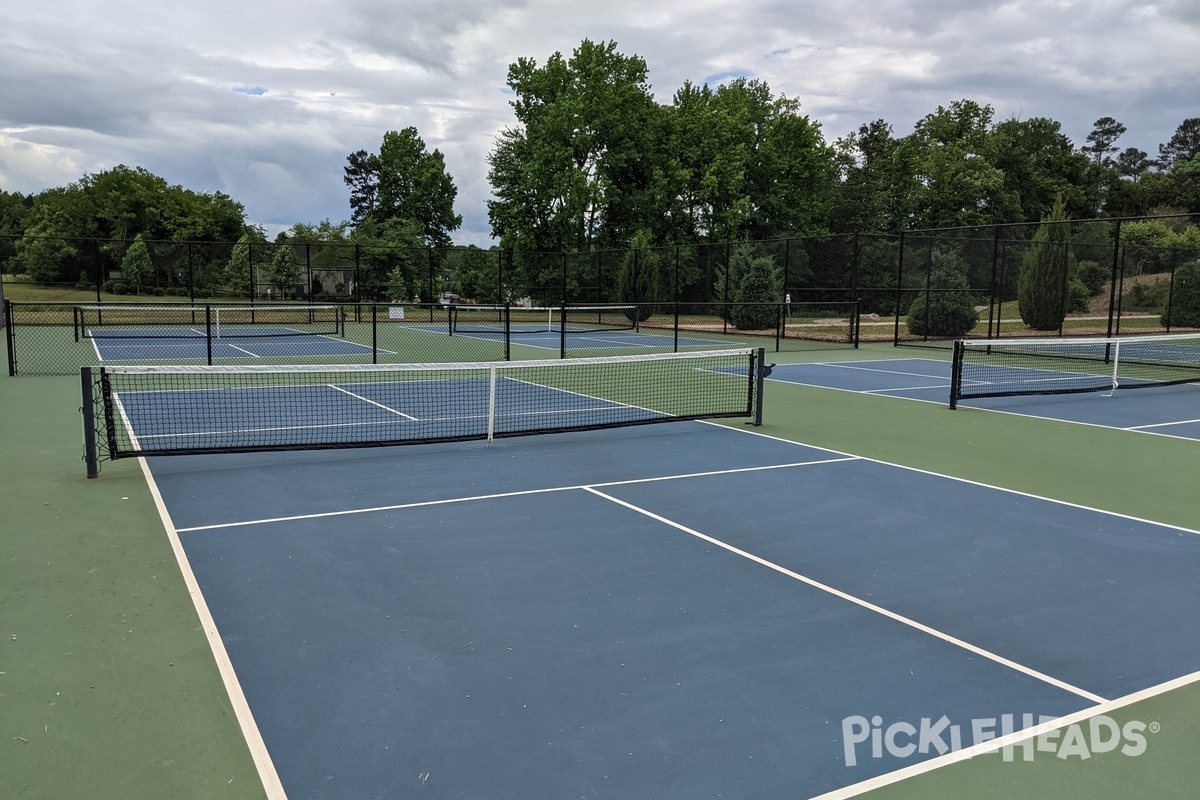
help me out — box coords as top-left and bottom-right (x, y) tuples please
(266, 243), (300, 298)
(352, 217), (426, 301)
(904, 100), (1019, 228)
(344, 129), (461, 248)
(906, 256), (979, 337)
(1084, 117), (1126, 165)
(1115, 147), (1153, 180)
(120, 234), (154, 294)
(1162, 261), (1200, 328)
(224, 233), (259, 297)
(487, 39), (662, 252)
(1018, 195), (1073, 330)
(13, 207), (79, 283)
(830, 120), (916, 232)
(375, 129), (461, 247)
(344, 149), (379, 225)
(1158, 118), (1200, 171)
(614, 229), (662, 320)
(731, 252), (781, 331)
(990, 117), (1093, 221)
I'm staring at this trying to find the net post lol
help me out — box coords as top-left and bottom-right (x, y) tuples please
(1110, 339), (1121, 391)
(753, 347), (765, 426)
(504, 303), (511, 361)
(949, 339), (964, 409)
(559, 307), (567, 359)
(4, 301), (15, 376)
(852, 300), (860, 348)
(205, 305), (214, 365)
(81, 367), (99, 478)
(371, 303), (378, 365)
(487, 363), (498, 444)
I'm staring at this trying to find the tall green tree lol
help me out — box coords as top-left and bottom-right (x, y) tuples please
(266, 243), (301, 298)
(120, 234), (154, 294)
(12, 204), (80, 283)
(1018, 195), (1073, 330)
(663, 79), (834, 243)
(905, 100), (1018, 228)
(223, 232), (265, 297)
(487, 39), (662, 252)
(1084, 117), (1126, 165)
(830, 120), (916, 232)
(343, 150), (380, 225)
(1158, 118), (1200, 170)
(731, 252), (781, 331)
(990, 117), (1093, 221)
(614, 229), (664, 319)
(344, 129), (461, 248)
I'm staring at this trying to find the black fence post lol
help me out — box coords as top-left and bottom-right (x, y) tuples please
(893, 231), (906, 345)
(1105, 219), (1123, 339)
(4, 300), (15, 376)
(987, 226), (1001, 339)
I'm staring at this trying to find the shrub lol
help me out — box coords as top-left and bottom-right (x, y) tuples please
(1123, 279), (1171, 312)
(1075, 260), (1108, 296)
(731, 255), (781, 331)
(905, 289), (979, 337)
(1162, 261), (1200, 327)
(616, 230), (662, 322)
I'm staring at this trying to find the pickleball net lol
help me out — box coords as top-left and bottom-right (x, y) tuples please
(81, 348), (766, 476)
(949, 332), (1200, 408)
(74, 303), (344, 340)
(448, 304), (638, 335)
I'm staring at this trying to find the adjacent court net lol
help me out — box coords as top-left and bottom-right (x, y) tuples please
(82, 348), (764, 475)
(448, 305), (637, 335)
(949, 333), (1200, 408)
(75, 304), (344, 340)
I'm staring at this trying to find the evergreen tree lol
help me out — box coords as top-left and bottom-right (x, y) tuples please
(120, 234), (154, 294)
(731, 254), (781, 331)
(615, 230), (661, 321)
(1018, 195), (1073, 330)
(267, 244), (301, 298)
(224, 234), (256, 297)
(1162, 261), (1200, 328)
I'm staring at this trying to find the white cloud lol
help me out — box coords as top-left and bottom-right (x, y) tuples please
(1, 0), (1197, 245)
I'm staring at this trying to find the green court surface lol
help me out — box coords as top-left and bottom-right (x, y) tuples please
(2, 338), (1198, 799)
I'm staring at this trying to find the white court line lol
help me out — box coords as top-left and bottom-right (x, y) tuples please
(223, 342), (261, 358)
(584, 486), (1107, 705)
(138, 458), (288, 799)
(811, 669), (1200, 800)
(764, 367), (1200, 443)
(707, 420), (1200, 536)
(326, 384), (419, 420)
(173, 457), (859, 532)
(808, 361), (952, 380)
(862, 383), (952, 394)
(1125, 417), (1200, 431)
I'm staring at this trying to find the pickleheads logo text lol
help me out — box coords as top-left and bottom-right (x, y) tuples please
(841, 713), (1156, 767)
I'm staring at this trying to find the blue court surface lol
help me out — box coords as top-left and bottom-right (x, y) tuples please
(86, 328), (381, 361)
(142, 421), (1200, 798)
(767, 358), (1200, 440)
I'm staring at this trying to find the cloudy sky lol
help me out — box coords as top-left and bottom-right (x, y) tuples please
(1, 0), (1197, 244)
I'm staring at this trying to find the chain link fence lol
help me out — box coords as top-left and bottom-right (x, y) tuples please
(4, 213), (1198, 373)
